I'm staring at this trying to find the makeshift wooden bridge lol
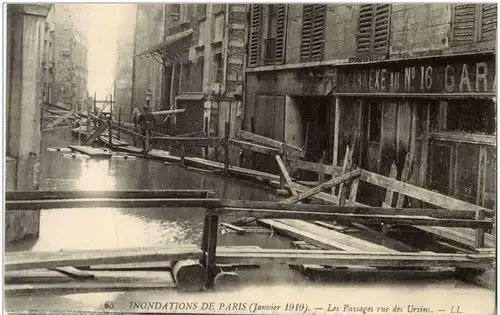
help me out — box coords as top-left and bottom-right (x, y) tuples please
(4, 186), (496, 295)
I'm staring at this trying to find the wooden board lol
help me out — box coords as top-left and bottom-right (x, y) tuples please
(67, 145), (112, 158)
(238, 130), (305, 158)
(6, 246), (203, 271)
(230, 139), (280, 155)
(215, 249), (492, 269)
(99, 135), (129, 147)
(6, 190), (212, 200)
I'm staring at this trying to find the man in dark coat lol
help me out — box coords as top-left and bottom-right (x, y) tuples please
(138, 105), (155, 153)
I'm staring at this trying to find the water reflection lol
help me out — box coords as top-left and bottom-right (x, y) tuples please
(10, 150), (282, 252)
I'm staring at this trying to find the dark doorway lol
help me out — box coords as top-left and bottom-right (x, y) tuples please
(300, 96), (333, 163)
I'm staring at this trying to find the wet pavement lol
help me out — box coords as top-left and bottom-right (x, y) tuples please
(4, 137), (496, 314)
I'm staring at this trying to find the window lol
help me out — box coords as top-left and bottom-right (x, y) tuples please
(265, 4), (287, 65)
(300, 4), (326, 62)
(248, 4), (263, 67)
(170, 4), (181, 21)
(445, 100), (496, 135)
(452, 4), (497, 45)
(197, 4), (206, 18)
(215, 54), (223, 83)
(356, 4), (390, 55)
(368, 102), (382, 142)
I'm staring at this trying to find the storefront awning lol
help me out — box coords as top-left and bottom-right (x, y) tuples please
(136, 29), (193, 62)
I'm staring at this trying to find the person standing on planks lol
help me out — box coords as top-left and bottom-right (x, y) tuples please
(138, 105), (155, 153)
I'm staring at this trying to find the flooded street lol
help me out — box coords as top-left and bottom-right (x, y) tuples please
(5, 137), (495, 314)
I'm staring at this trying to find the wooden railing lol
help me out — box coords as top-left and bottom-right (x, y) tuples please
(5, 188), (494, 292)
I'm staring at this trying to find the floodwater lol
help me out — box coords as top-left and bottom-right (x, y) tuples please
(5, 137), (496, 315)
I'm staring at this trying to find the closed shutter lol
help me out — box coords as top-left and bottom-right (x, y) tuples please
(274, 4), (287, 64)
(300, 4), (325, 62)
(357, 4), (390, 54)
(311, 4), (326, 61)
(249, 4), (263, 67)
(452, 4), (477, 44)
(479, 3), (497, 42)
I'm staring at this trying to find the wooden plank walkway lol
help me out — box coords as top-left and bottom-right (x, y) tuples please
(67, 145), (112, 158)
(215, 249), (492, 269)
(6, 246), (203, 271)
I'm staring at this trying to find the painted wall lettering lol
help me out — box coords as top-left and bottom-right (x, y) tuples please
(338, 56), (496, 94)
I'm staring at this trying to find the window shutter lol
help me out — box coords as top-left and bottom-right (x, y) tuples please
(274, 4), (287, 64)
(311, 4), (326, 61)
(357, 4), (390, 54)
(479, 3), (497, 42)
(300, 4), (325, 62)
(357, 4), (373, 54)
(249, 4), (263, 67)
(300, 5), (314, 62)
(452, 4), (477, 44)
(373, 4), (390, 53)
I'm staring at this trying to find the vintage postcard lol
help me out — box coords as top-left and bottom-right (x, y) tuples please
(3, 2), (497, 315)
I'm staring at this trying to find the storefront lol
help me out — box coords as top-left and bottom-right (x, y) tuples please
(335, 52), (496, 208)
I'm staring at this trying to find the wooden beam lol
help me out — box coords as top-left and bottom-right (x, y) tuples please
(5, 198), (220, 211)
(45, 111), (75, 129)
(83, 123), (107, 146)
(382, 162), (398, 208)
(275, 155), (298, 196)
(287, 158), (342, 176)
(6, 190), (213, 201)
(230, 138), (280, 155)
(212, 208), (492, 229)
(216, 200), (479, 219)
(149, 137), (220, 147)
(283, 169), (361, 204)
(6, 246), (203, 271)
(238, 130), (305, 158)
(360, 170), (494, 216)
(396, 153), (413, 208)
(215, 249), (492, 269)
(151, 109), (186, 115)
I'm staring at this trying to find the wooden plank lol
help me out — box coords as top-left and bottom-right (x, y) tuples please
(5, 269), (77, 284)
(45, 111), (75, 129)
(275, 155), (298, 196)
(5, 280), (177, 295)
(6, 190), (212, 201)
(67, 145), (112, 158)
(338, 147), (354, 205)
(216, 201), (479, 219)
(283, 169), (361, 204)
(6, 246), (203, 271)
(383, 162), (398, 208)
(215, 249), (492, 269)
(5, 198), (220, 211)
(221, 222), (247, 234)
(288, 158), (342, 176)
(238, 130), (305, 158)
(152, 109), (186, 115)
(230, 139), (280, 155)
(82, 123), (107, 146)
(217, 209), (494, 228)
(417, 226), (495, 249)
(396, 153), (413, 208)
(276, 219), (395, 252)
(99, 136), (129, 147)
(348, 168), (360, 206)
(51, 266), (94, 279)
(149, 137), (220, 147)
(360, 170), (494, 216)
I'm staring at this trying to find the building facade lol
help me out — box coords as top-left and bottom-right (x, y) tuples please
(114, 5), (137, 122)
(245, 4), (496, 208)
(53, 4), (89, 110)
(132, 4), (247, 159)
(6, 4), (54, 243)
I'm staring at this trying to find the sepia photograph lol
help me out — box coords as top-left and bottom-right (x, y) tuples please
(3, 2), (497, 314)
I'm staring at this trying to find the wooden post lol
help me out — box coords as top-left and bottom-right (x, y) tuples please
(224, 121), (230, 176)
(250, 117), (256, 170)
(475, 209), (485, 248)
(383, 161), (398, 208)
(107, 118), (112, 150)
(117, 107), (121, 141)
(180, 143), (185, 167)
(318, 151), (325, 184)
(204, 214), (219, 290)
(338, 147), (353, 205)
(333, 97), (340, 167)
(145, 129), (150, 153)
(279, 144), (286, 190)
(348, 167), (360, 205)
(396, 153), (413, 208)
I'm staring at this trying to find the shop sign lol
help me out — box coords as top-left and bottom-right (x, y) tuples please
(337, 57), (496, 94)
